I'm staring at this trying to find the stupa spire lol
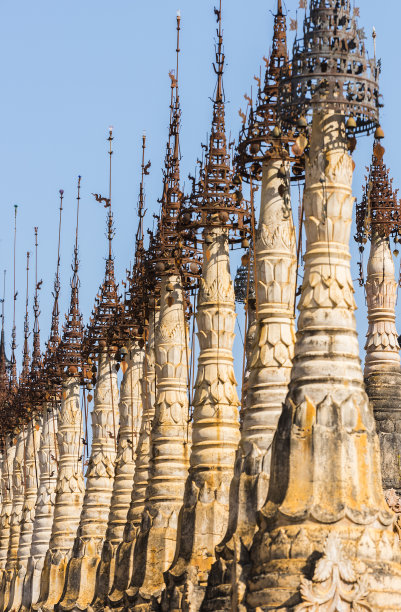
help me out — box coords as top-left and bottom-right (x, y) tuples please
(124, 15), (199, 609)
(92, 134), (151, 610)
(247, 2), (401, 609)
(204, 1), (297, 606)
(59, 131), (121, 612)
(356, 139), (401, 516)
(34, 178), (86, 612)
(164, 3), (249, 607)
(21, 191), (64, 611)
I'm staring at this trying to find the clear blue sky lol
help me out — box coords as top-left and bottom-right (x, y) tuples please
(0, 0), (399, 382)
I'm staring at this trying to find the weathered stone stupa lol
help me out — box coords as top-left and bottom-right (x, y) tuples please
(35, 179), (86, 612)
(356, 139), (401, 520)
(246, 1), (401, 610)
(163, 4), (250, 607)
(203, 2), (297, 607)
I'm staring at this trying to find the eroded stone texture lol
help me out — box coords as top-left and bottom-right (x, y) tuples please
(203, 159), (296, 611)
(6, 416), (42, 611)
(0, 438), (16, 579)
(58, 353), (119, 612)
(21, 404), (58, 611)
(364, 235), (401, 494)
(126, 274), (191, 610)
(92, 343), (144, 609)
(163, 228), (240, 610)
(246, 111), (401, 611)
(34, 378), (84, 612)
(0, 428), (27, 611)
(107, 311), (158, 609)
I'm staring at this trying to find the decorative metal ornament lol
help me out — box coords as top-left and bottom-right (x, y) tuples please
(278, 0), (381, 134)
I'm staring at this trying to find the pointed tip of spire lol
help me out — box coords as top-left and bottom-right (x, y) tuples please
(277, 0), (283, 15)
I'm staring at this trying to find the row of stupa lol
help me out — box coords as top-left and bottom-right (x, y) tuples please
(0, 1), (401, 610)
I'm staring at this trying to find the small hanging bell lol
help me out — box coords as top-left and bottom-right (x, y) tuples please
(297, 115), (308, 129)
(374, 125), (385, 140)
(346, 116), (357, 130)
(272, 125), (281, 138)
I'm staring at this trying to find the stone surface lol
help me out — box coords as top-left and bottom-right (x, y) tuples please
(203, 159), (296, 611)
(126, 274), (191, 610)
(364, 234), (401, 494)
(34, 378), (85, 612)
(92, 343), (144, 610)
(163, 228), (240, 610)
(21, 404), (59, 611)
(6, 416), (42, 611)
(107, 310), (158, 609)
(245, 111), (401, 611)
(58, 353), (119, 612)
(0, 428), (27, 612)
(0, 438), (16, 575)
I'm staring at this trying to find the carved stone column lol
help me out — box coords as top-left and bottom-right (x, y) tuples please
(92, 342), (144, 609)
(0, 438), (16, 577)
(126, 274), (191, 610)
(203, 160), (296, 610)
(34, 378), (84, 612)
(364, 235), (401, 497)
(107, 310), (158, 609)
(21, 404), (58, 610)
(0, 428), (27, 612)
(246, 111), (401, 611)
(164, 228), (240, 610)
(58, 352), (119, 612)
(7, 416), (42, 611)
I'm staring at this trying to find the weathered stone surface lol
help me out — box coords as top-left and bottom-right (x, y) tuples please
(0, 428), (27, 611)
(6, 415), (42, 611)
(163, 228), (240, 610)
(0, 438), (16, 570)
(126, 274), (191, 610)
(21, 404), (59, 611)
(0, 437), (16, 595)
(58, 352), (119, 612)
(91, 343), (144, 610)
(245, 111), (401, 611)
(34, 378), (85, 612)
(203, 158), (296, 611)
(107, 311), (158, 609)
(364, 234), (401, 495)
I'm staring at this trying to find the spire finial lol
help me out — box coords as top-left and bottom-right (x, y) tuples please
(57, 175), (85, 381)
(44, 189), (64, 393)
(32, 227), (41, 365)
(107, 126), (114, 260)
(1, 270), (5, 334)
(21, 250), (30, 381)
(10, 206), (18, 391)
(214, 0), (224, 103)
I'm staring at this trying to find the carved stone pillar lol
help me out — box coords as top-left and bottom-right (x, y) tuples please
(0, 438), (16, 576)
(246, 111), (401, 611)
(364, 234), (401, 497)
(58, 352), (119, 612)
(203, 159), (296, 610)
(92, 342), (144, 609)
(21, 404), (58, 610)
(126, 274), (191, 610)
(107, 310), (158, 609)
(164, 228), (240, 610)
(0, 428), (27, 612)
(33, 378), (84, 612)
(7, 416), (42, 611)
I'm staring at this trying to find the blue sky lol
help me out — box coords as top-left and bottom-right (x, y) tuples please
(0, 0), (399, 385)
